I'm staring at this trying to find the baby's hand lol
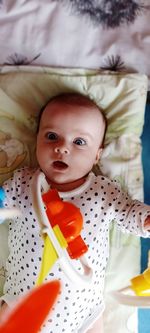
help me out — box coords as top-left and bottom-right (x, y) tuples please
(144, 216), (150, 230)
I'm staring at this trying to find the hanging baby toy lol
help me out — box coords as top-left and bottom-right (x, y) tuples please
(31, 170), (93, 286)
(112, 251), (150, 307)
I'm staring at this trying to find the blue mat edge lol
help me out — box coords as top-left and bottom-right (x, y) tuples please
(138, 100), (150, 333)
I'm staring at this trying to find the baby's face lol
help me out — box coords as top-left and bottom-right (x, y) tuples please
(36, 100), (105, 191)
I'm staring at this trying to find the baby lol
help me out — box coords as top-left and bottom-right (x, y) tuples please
(0, 92), (150, 333)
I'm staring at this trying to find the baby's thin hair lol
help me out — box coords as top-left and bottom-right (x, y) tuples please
(37, 92), (107, 146)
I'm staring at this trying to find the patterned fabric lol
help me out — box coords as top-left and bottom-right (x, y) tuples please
(1, 167), (150, 333)
(0, 0), (150, 88)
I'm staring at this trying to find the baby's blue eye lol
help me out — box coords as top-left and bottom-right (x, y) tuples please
(46, 132), (58, 141)
(73, 138), (86, 146)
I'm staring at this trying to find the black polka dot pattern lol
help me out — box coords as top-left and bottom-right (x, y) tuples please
(2, 167), (150, 332)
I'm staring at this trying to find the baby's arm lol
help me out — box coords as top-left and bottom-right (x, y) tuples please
(107, 178), (150, 236)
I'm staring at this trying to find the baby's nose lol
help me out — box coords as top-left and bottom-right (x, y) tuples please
(54, 146), (69, 155)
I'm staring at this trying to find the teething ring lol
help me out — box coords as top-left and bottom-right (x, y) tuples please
(111, 286), (150, 308)
(31, 170), (93, 286)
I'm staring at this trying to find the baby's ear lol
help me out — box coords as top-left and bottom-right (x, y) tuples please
(95, 147), (103, 164)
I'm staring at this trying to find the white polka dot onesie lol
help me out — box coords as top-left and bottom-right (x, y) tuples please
(1, 167), (150, 333)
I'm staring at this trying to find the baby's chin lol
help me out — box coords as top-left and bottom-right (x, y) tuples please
(46, 175), (87, 192)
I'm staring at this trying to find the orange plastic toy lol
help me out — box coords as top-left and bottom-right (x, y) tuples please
(0, 280), (60, 333)
(42, 189), (88, 259)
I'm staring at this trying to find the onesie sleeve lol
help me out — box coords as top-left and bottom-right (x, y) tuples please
(0, 170), (22, 306)
(2, 167), (32, 210)
(0, 168), (35, 307)
(111, 181), (150, 238)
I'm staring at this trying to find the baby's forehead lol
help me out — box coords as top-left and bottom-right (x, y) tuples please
(40, 100), (106, 144)
(42, 99), (106, 133)
(46, 99), (103, 117)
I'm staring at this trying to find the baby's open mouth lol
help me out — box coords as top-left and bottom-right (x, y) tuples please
(53, 161), (68, 170)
